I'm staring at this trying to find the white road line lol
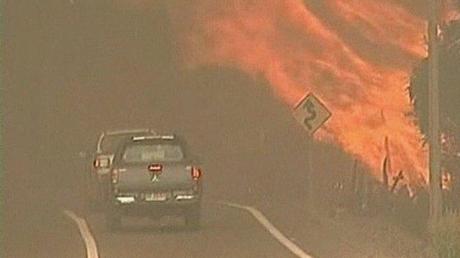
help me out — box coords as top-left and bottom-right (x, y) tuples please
(220, 201), (314, 258)
(63, 210), (99, 258)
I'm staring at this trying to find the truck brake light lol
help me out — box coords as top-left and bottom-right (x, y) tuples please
(191, 167), (202, 180)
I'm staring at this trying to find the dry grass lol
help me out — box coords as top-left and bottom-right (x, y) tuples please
(430, 211), (460, 258)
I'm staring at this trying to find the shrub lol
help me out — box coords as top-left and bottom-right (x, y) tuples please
(431, 211), (460, 258)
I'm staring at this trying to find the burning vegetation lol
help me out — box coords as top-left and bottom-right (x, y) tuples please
(118, 0), (460, 195)
(170, 0), (430, 186)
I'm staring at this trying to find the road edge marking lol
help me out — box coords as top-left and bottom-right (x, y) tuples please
(63, 210), (99, 258)
(219, 201), (314, 258)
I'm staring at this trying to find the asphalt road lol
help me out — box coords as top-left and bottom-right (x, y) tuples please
(85, 200), (300, 258)
(3, 1), (353, 258)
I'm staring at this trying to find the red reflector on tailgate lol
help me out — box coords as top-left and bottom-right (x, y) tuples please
(148, 164), (163, 172)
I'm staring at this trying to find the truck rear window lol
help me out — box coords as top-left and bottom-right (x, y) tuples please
(121, 144), (184, 163)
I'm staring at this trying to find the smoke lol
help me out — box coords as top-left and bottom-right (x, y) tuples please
(442, 0), (460, 21)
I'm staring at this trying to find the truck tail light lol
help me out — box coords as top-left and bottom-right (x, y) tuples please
(93, 157), (110, 169)
(93, 159), (100, 169)
(191, 167), (202, 181)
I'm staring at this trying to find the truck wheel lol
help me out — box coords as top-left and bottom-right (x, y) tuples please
(185, 204), (201, 230)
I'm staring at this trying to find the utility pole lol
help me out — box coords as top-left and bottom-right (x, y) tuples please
(428, 0), (443, 226)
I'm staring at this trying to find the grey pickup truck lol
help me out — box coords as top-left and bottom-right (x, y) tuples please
(106, 134), (203, 230)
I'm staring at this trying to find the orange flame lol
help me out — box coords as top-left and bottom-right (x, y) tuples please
(109, 0), (460, 186)
(169, 0), (434, 185)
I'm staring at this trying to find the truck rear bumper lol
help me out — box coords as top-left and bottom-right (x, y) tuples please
(110, 196), (201, 217)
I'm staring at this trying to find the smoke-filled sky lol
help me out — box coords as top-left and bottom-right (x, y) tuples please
(118, 0), (460, 185)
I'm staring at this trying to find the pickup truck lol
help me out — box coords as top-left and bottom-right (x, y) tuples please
(106, 134), (203, 230)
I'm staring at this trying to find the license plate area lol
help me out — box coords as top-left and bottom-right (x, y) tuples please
(144, 192), (169, 202)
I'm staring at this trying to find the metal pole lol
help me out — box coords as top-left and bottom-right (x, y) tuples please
(306, 137), (314, 209)
(428, 0), (442, 225)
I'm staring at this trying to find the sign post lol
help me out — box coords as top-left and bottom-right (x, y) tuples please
(293, 94), (332, 208)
